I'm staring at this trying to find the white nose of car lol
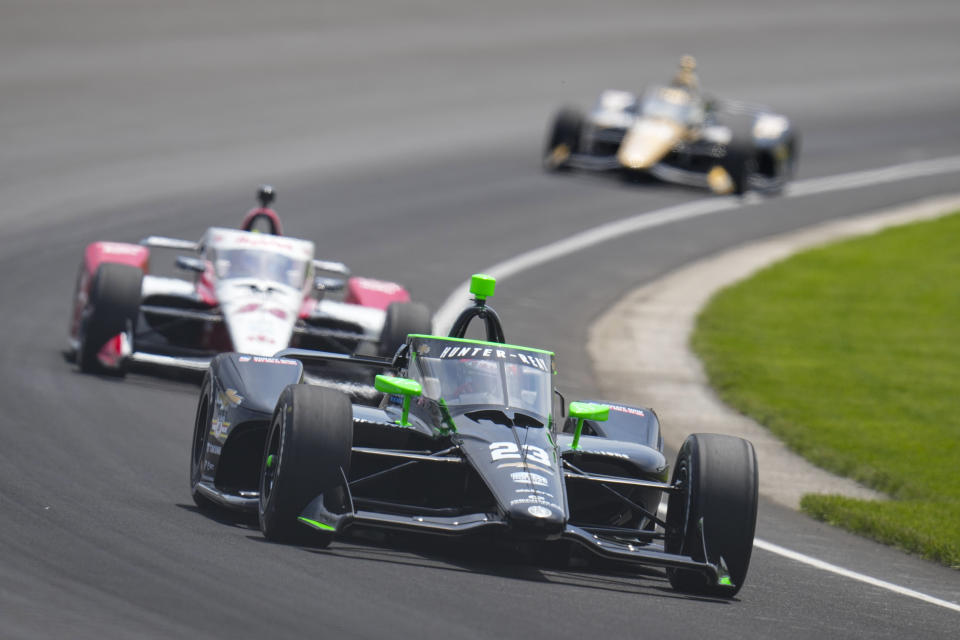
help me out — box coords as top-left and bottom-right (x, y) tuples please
(219, 280), (300, 357)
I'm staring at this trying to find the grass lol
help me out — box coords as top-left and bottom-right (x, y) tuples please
(691, 211), (960, 568)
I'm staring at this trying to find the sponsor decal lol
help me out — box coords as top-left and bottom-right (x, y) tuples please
(222, 233), (305, 253)
(496, 461), (553, 474)
(206, 443), (222, 456)
(218, 388), (243, 407)
(527, 505), (552, 519)
(510, 472), (549, 487)
(438, 346), (549, 372)
(351, 277), (404, 295)
(238, 355), (298, 366)
(99, 242), (143, 255)
(585, 450), (630, 460)
(209, 417), (230, 441)
(608, 404), (645, 417)
(514, 488), (553, 498)
(510, 495), (562, 511)
(489, 442), (552, 467)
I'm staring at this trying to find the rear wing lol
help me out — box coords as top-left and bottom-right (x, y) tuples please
(140, 236), (200, 251)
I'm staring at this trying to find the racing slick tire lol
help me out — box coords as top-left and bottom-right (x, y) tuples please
(190, 374), (218, 510)
(377, 301), (432, 359)
(665, 433), (758, 597)
(777, 133), (800, 188)
(543, 107), (584, 172)
(259, 385), (353, 545)
(724, 139), (758, 196)
(78, 262), (142, 375)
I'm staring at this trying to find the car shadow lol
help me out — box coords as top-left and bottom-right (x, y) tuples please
(245, 526), (734, 605)
(176, 502), (259, 529)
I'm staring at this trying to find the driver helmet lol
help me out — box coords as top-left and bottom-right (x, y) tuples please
(268, 254), (298, 286)
(448, 359), (501, 404)
(672, 55), (699, 91)
(506, 364), (543, 412)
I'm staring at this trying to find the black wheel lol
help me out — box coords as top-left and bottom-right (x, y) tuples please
(543, 107), (583, 171)
(377, 301), (431, 358)
(751, 134), (800, 196)
(77, 262), (142, 374)
(724, 140), (757, 196)
(665, 434), (758, 597)
(773, 134), (800, 193)
(259, 385), (353, 545)
(190, 374), (217, 510)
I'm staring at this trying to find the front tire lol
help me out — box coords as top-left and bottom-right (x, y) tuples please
(665, 433), (758, 597)
(258, 385), (353, 545)
(190, 374), (217, 510)
(377, 301), (431, 358)
(724, 141), (757, 196)
(78, 262), (142, 374)
(543, 108), (584, 171)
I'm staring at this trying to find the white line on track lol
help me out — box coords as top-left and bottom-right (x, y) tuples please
(433, 153), (960, 333)
(432, 153), (960, 611)
(754, 539), (960, 612)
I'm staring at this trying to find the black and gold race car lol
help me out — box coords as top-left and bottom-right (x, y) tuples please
(544, 61), (798, 195)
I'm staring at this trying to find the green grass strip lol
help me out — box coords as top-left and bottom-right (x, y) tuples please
(692, 211), (960, 568)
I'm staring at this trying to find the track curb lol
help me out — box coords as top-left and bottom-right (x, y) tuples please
(589, 194), (960, 509)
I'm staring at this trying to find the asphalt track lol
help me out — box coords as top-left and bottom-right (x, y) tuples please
(2, 1), (959, 637)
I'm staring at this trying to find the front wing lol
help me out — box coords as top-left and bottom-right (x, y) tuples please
(293, 440), (728, 588)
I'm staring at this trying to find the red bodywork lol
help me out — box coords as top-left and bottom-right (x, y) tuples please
(344, 276), (410, 310)
(69, 242), (150, 341)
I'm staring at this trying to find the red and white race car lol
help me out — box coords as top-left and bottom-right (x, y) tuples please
(67, 186), (431, 376)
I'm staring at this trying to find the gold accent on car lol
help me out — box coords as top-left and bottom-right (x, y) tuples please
(707, 166), (734, 195)
(617, 118), (685, 169)
(548, 144), (571, 167)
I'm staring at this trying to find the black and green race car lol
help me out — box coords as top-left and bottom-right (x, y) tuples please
(189, 274), (759, 596)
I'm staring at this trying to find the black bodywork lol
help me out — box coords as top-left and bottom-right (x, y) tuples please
(191, 292), (756, 593)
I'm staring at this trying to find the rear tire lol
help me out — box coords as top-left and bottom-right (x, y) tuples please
(665, 434), (758, 597)
(543, 108), (584, 171)
(258, 385), (353, 545)
(378, 301), (431, 358)
(78, 263), (142, 374)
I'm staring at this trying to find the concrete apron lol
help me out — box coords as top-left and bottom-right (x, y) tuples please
(589, 194), (960, 509)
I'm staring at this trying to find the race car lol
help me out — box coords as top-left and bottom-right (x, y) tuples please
(189, 273), (760, 597)
(66, 185), (431, 376)
(544, 60), (798, 195)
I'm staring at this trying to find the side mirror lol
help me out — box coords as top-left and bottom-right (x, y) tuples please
(375, 375), (422, 427)
(568, 401), (609, 450)
(175, 256), (206, 273)
(314, 276), (346, 293)
(313, 259), (351, 276)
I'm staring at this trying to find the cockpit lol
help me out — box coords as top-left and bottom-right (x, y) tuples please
(212, 248), (308, 289)
(640, 86), (705, 126)
(410, 339), (554, 422)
